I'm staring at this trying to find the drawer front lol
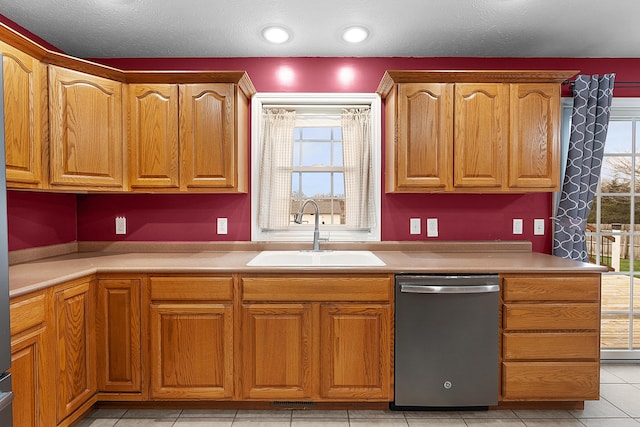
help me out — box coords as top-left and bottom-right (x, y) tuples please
(150, 276), (233, 301)
(241, 275), (392, 302)
(10, 292), (47, 336)
(503, 275), (600, 302)
(503, 332), (600, 360)
(504, 303), (600, 330)
(502, 362), (599, 400)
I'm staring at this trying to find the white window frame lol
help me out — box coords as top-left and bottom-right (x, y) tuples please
(251, 93), (382, 242)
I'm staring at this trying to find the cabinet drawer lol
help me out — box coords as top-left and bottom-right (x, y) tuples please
(504, 303), (599, 330)
(10, 292), (47, 336)
(150, 276), (233, 301)
(503, 332), (599, 360)
(502, 362), (599, 400)
(503, 275), (600, 302)
(241, 275), (392, 302)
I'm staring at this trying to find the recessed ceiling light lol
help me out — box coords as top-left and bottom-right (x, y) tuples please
(342, 26), (369, 44)
(262, 26), (291, 44)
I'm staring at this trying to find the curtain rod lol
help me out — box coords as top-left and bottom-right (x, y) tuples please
(562, 80), (640, 87)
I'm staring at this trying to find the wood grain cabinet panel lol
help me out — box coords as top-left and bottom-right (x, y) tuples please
(150, 303), (234, 399)
(453, 83), (507, 189)
(1, 40), (46, 188)
(148, 275), (235, 399)
(240, 303), (313, 400)
(504, 303), (600, 330)
(179, 83), (241, 191)
(319, 304), (391, 400)
(502, 362), (600, 401)
(394, 82), (453, 191)
(377, 70), (573, 193)
(49, 66), (123, 190)
(239, 275), (393, 402)
(509, 83), (561, 190)
(10, 290), (54, 427)
(96, 278), (141, 393)
(127, 83), (179, 190)
(54, 280), (96, 424)
(500, 273), (601, 403)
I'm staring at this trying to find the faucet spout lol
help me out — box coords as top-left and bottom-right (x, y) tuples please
(294, 199), (322, 251)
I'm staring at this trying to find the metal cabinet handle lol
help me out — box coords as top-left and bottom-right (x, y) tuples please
(400, 284), (500, 294)
(0, 391), (13, 413)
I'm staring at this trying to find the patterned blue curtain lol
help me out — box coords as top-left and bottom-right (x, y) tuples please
(553, 74), (615, 261)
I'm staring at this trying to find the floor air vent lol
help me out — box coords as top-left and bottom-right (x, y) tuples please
(271, 401), (316, 408)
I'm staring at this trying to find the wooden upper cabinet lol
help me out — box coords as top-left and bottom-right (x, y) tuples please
(127, 82), (249, 193)
(1, 41), (46, 188)
(179, 83), (246, 192)
(393, 83), (453, 191)
(377, 70), (576, 193)
(454, 83), (507, 189)
(509, 83), (561, 191)
(49, 66), (124, 190)
(127, 83), (180, 190)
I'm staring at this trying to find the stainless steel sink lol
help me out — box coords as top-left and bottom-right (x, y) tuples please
(246, 250), (386, 267)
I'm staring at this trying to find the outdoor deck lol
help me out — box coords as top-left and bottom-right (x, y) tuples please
(601, 273), (639, 349)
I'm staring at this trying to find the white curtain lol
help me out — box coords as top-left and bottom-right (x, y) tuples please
(258, 108), (296, 229)
(342, 108), (375, 229)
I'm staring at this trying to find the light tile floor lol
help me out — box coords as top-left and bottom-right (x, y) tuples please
(76, 364), (640, 427)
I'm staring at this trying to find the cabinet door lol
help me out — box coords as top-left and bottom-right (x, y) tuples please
(319, 304), (391, 400)
(96, 278), (141, 393)
(127, 84), (180, 190)
(10, 291), (54, 427)
(1, 41), (45, 188)
(55, 281), (96, 424)
(150, 303), (234, 399)
(179, 83), (236, 191)
(241, 303), (313, 399)
(454, 83), (507, 189)
(395, 83), (453, 191)
(509, 83), (560, 190)
(49, 66), (123, 189)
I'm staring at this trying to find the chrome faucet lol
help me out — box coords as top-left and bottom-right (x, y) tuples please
(294, 199), (323, 251)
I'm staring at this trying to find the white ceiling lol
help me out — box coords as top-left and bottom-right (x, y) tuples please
(0, 0), (639, 59)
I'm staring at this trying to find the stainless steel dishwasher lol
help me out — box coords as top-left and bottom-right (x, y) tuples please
(394, 274), (500, 409)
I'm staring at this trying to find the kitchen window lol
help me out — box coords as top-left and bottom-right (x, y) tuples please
(251, 93), (381, 242)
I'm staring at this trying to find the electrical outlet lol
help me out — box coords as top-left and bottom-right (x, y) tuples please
(410, 218), (421, 235)
(534, 218), (545, 235)
(426, 218), (438, 237)
(217, 217), (228, 235)
(513, 218), (523, 235)
(115, 216), (126, 235)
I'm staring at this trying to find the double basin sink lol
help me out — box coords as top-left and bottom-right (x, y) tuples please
(247, 250), (386, 267)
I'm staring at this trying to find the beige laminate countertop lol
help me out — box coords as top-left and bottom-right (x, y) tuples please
(8, 242), (606, 298)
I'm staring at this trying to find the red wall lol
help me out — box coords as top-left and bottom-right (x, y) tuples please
(8, 50), (640, 253)
(7, 190), (77, 251)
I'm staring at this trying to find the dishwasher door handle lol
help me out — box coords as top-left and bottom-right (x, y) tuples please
(400, 284), (500, 294)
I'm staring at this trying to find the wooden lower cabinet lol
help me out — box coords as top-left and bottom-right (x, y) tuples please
(500, 273), (601, 402)
(240, 275), (393, 401)
(54, 278), (97, 424)
(96, 277), (141, 394)
(319, 304), (391, 400)
(241, 303), (313, 399)
(149, 276), (234, 399)
(9, 290), (55, 427)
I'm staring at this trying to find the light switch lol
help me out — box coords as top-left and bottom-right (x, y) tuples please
(534, 218), (545, 236)
(513, 219), (523, 235)
(410, 218), (421, 235)
(115, 216), (126, 235)
(427, 218), (438, 237)
(217, 217), (228, 235)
